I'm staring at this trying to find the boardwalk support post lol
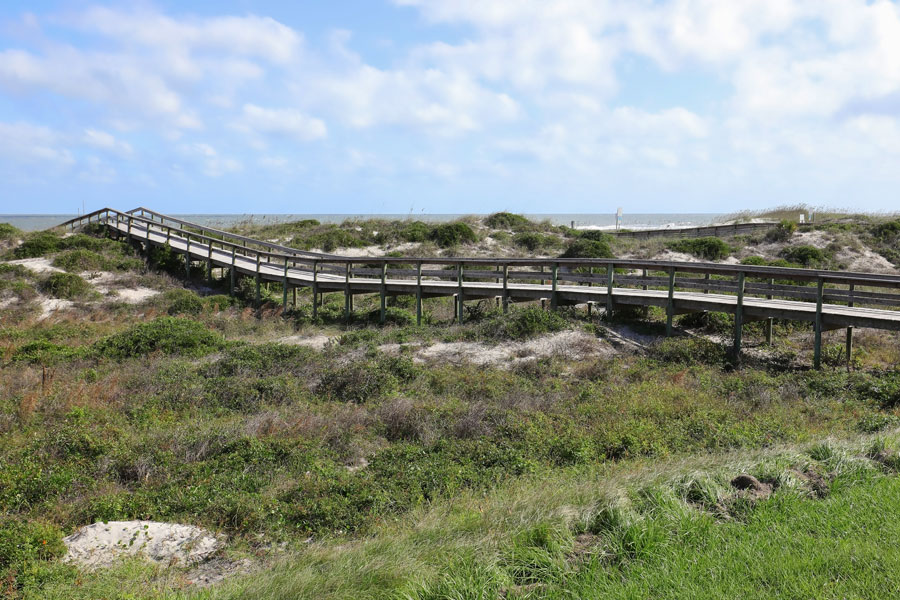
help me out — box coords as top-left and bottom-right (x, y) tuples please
(380, 263), (387, 324)
(282, 261), (289, 308)
(229, 247), (236, 296)
(733, 272), (745, 363)
(551, 263), (559, 310)
(814, 277), (824, 369)
(502, 264), (509, 313)
(847, 283), (855, 367)
(457, 263), (464, 324)
(765, 278), (774, 344)
(606, 264), (614, 316)
(345, 262), (352, 323)
(416, 262), (423, 326)
(207, 244), (213, 283)
(255, 254), (261, 306)
(312, 261), (319, 319)
(184, 235), (191, 279)
(665, 268), (675, 337)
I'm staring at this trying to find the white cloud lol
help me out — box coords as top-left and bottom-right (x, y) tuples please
(238, 104), (327, 141)
(179, 143), (242, 177)
(83, 129), (133, 157)
(0, 121), (73, 165)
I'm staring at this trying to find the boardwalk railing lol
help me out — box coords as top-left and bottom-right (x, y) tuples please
(58, 209), (900, 369)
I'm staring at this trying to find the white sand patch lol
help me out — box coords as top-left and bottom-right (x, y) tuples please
(64, 521), (222, 570)
(837, 248), (898, 274)
(0, 297), (14, 310)
(410, 329), (612, 367)
(39, 297), (74, 319)
(107, 287), (160, 303)
(276, 334), (336, 350)
(651, 250), (701, 263)
(7, 257), (64, 274)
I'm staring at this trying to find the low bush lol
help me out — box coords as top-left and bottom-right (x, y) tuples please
(485, 212), (532, 230)
(513, 232), (558, 252)
(12, 340), (81, 364)
(429, 222), (478, 248)
(781, 245), (827, 267)
(318, 357), (404, 403)
(51, 249), (106, 272)
(163, 288), (203, 315)
(561, 239), (614, 259)
(398, 221), (431, 243)
(872, 219), (900, 241)
(649, 337), (727, 365)
(40, 272), (91, 299)
(0, 519), (67, 593)
(765, 219), (798, 242)
(0, 222), (21, 240)
(92, 317), (225, 359)
(14, 231), (62, 258)
(578, 230), (613, 242)
(668, 237), (731, 261)
(480, 306), (568, 340)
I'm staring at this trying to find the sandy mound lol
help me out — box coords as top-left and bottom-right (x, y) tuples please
(64, 521), (222, 569)
(410, 329), (611, 367)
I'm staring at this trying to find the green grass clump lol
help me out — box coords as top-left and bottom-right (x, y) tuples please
(429, 223), (478, 248)
(40, 272), (91, 299)
(91, 317), (225, 359)
(478, 306), (568, 340)
(513, 232), (559, 252)
(0, 519), (68, 595)
(650, 337), (727, 365)
(51, 249), (107, 272)
(0, 222), (21, 240)
(162, 288), (203, 315)
(780, 244), (827, 267)
(765, 219), (798, 242)
(561, 239), (614, 259)
(668, 237), (732, 261)
(485, 212), (533, 230)
(11, 340), (82, 364)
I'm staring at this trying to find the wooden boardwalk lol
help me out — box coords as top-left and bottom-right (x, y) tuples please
(61, 208), (900, 368)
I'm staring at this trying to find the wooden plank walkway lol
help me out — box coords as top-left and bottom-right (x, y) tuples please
(59, 208), (900, 368)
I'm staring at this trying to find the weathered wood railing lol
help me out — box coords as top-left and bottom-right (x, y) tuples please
(57, 209), (900, 368)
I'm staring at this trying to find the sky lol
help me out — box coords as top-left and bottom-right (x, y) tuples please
(1, 1), (900, 215)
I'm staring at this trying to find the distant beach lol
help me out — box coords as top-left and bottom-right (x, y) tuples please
(1, 212), (725, 232)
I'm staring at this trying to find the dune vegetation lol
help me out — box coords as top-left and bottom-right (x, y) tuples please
(0, 211), (899, 599)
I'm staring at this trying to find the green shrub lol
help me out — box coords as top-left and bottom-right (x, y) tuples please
(0, 519), (67, 592)
(872, 220), (900, 241)
(0, 222), (21, 240)
(205, 294), (235, 312)
(668, 237), (731, 261)
(52, 249), (107, 272)
(92, 317), (225, 359)
(781, 245), (827, 267)
(292, 227), (367, 252)
(318, 359), (399, 403)
(481, 306), (568, 339)
(513, 232), (557, 252)
(40, 272), (91, 299)
(163, 289), (203, 315)
(561, 239), (614, 259)
(485, 212), (532, 230)
(399, 221), (431, 243)
(0, 264), (30, 278)
(149, 243), (185, 276)
(650, 337), (727, 365)
(578, 230), (612, 242)
(14, 231), (62, 258)
(858, 372), (900, 408)
(12, 341), (81, 364)
(429, 222), (478, 248)
(740, 256), (768, 266)
(765, 220), (798, 242)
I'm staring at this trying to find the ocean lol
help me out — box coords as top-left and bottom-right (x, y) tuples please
(1, 213), (726, 233)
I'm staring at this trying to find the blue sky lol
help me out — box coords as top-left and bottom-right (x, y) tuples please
(1, 1), (900, 215)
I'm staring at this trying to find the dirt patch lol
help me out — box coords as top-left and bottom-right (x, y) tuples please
(64, 521), (223, 570)
(39, 297), (75, 319)
(176, 557), (256, 588)
(730, 474), (773, 500)
(790, 467), (830, 498)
